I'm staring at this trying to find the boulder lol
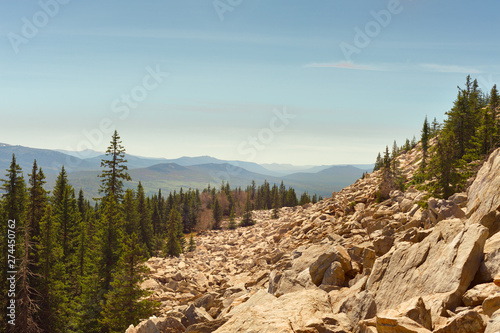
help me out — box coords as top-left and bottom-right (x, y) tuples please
(475, 231), (500, 284)
(467, 148), (500, 227)
(433, 309), (486, 333)
(321, 261), (345, 287)
(483, 293), (500, 317)
(367, 220), (488, 323)
(339, 290), (377, 325)
(126, 316), (186, 333)
(375, 315), (432, 333)
(215, 289), (350, 333)
(485, 309), (500, 333)
(462, 283), (499, 307)
(185, 318), (228, 333)
(183, 304), (213, 327)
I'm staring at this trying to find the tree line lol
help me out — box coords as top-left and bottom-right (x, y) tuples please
(0, 130), (315, 333)
(374, 76), (499, 199)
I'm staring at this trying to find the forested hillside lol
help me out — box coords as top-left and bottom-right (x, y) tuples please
(0, 131), (318, 333)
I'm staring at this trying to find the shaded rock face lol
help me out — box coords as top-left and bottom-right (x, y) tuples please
(127, 148), (500, 333)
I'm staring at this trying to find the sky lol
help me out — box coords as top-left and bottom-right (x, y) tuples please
(1, 0), (499, 166)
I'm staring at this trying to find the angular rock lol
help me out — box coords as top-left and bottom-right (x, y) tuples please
(462, 283), (499, 307)
(467, 148), (500, 227)
(367, 220), (488, 323)
(339, 290), (377, 325)
(215, 289), (348, 333)
(321, 261), (345, 287)
(483, 293), (500, 317)
(485, 309), (500, 333)
(183, 304), (213, 327)
(375, 315), (432, 333)
(475, 231), (500, 284)
(433, 309), (485, 333)
(185, 318), (228, 333)
(126, 316), (186, 333)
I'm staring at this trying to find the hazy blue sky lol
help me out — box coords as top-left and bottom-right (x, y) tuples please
(1, 0), (499, 165)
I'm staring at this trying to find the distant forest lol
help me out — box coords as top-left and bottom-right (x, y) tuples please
(0, 130), (322, 333)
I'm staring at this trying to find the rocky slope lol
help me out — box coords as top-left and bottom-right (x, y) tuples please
(126, 147), (500, 333)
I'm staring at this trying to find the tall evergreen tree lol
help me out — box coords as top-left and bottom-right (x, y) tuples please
(421, 116), (430, 166)
(98, 130), (131, 202)
(136, 182), (153, 257)
(164, 208), (182, 257)
(212, 197), (222, 230)
(240, 193), (255, 227)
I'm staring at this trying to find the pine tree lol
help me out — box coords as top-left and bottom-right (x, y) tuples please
(373, 152), (383, 171)
(428, 131), (464, 198)
(1, 154), (26, 332)
(164, 208), (182, 257)
(240, 193), (255, 227)
(421, 116), (430, 166)
(100, 233), (158, 333)
(212, 197), (222, 230)
(187, 233), (196, 252)
(37, 205), (67, 332)
(98, 130), (131, 202)
(136, 182), (153, 257)
(271, 190), (280, 219)
(228, 206), (237, 229)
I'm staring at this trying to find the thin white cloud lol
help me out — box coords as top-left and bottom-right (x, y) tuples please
(420, 63), (481, 74)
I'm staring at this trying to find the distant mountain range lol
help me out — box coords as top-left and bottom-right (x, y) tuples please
(0, 143), (373, 198)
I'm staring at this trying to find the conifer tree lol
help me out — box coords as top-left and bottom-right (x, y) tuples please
(187, 233), (196, 252)
(37, 205), (67, 332)
(271, 190), (280, 219)
(1, 154), (26, 331)
(136, 182), (153, 257)
(99, 130), (131, 202)
(240, 193), (255, 227)
(122, 189), (139, 236)
(100, 233), (158, 333)
(421, 116), (430, 166)
(212, 197), (222, 230)
(164, 208), (182, 257)
(228, 206), (237, 229)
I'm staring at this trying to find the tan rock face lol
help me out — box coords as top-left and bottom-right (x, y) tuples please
(467, 148), (500, 227)
(367, 221), (488, 321)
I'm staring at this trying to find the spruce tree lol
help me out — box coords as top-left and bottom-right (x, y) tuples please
(98, 130), (131, 202)
(136, 182), (153, 257)
(421, 116), (430, 166)
(164, 208), (182, 257)
(1, 154), (26, 332)
(240, 193), (255, 227)
(187, 233), (196, 252)
(100, 233), (158, 333)
(212, 197), (222, 230)
(228, 206), (237, 230)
